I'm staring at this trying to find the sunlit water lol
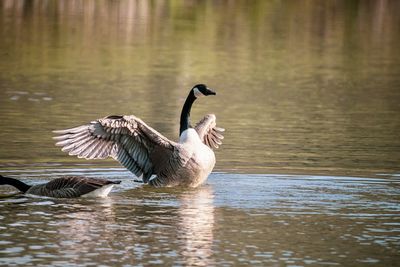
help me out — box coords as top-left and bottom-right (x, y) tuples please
(1, 168), (400, 266)
(1, 1), (400, 266)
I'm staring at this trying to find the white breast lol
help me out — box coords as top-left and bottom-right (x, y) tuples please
(82, 184), (115, 198)
(179, 128), (203, 144)
(179, 129), (216, 186)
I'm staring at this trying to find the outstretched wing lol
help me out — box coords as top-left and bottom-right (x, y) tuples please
(53, 115), (185, 183)
(194, 114), (224, 149)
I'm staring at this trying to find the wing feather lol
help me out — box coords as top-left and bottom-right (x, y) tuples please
(194, 114), (224, 149)
(53, 115), (183, 182)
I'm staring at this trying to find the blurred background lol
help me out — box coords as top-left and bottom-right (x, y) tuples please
(0, 0), (399, 176)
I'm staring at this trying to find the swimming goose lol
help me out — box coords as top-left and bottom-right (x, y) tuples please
(0, 175), (121, 198)
(53, 84), (224, 187)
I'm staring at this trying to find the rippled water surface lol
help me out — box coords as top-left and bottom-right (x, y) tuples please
(1, 0), (400, 266)
(1, 169), (400, 266)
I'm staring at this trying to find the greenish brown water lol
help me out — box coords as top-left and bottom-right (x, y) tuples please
(0, 1), (400, 266)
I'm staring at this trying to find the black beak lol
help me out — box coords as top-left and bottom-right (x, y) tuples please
(206, 88), (216, 95)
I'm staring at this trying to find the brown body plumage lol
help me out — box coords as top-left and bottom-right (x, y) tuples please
(0, 175), (120, 198)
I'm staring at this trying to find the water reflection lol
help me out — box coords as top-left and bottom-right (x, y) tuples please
(0, 173), (400, 266)
(0, 183), (216, 266)
(178, 186), (215, 266)
(51, 199), (117, 260)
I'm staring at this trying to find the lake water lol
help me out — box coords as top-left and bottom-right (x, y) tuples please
(0, 1), (400, 266)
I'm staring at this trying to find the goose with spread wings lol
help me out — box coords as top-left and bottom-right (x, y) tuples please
(53, 84), (224, 187)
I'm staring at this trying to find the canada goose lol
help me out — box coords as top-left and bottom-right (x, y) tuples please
(0, 175), (121, 198)
(53, 84), (224, 187)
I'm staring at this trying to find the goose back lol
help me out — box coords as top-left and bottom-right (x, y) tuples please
(26, 176), (120, 198)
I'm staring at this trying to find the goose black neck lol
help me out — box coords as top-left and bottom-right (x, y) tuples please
(180, 90), (197, 136)
(0, 175), (31, 193)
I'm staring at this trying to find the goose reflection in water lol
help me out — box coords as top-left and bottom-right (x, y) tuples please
(115, 184), (216, 265)
(16, 185), (216, 265)
(177, 185), (215, 266)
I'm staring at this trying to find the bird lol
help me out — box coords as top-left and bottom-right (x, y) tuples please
(53, 84), (224, 188)
(0, 175), (121, 198)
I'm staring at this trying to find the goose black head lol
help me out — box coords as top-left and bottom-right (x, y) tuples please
(192, 84), (216, 98)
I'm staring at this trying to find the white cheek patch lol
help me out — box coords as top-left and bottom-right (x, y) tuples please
(193, 88), (204, 98)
